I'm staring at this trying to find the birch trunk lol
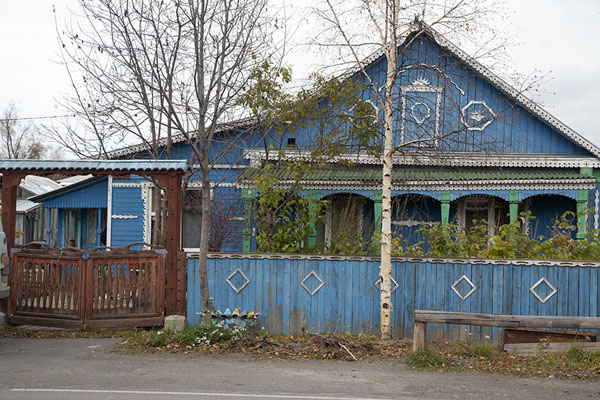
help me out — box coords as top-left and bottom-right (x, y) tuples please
(379, 0), (400, 340)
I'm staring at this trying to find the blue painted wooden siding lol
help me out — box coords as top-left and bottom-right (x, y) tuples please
(187, 256), (600, 343)
(292, 35), (592, 157)
(43, 179), (108, 209)
(110, 186), (145, 248)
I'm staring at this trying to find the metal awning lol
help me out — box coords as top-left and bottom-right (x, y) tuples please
(0, 159), (188, 174)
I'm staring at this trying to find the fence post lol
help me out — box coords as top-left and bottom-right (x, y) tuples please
(413, 321), (427, 352)
(83, 258), (93, 328)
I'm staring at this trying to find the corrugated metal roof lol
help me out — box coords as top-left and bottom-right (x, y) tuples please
(16, 199), (40, 214)
(106, 118), (255, 159)
(57, 174), (94, 187)
(238, 167), (592, 184)
(19, 175), (62, 196)
(0, 159), (188, 172)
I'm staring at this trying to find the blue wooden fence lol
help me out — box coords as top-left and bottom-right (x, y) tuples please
(187, 254), (600, 343)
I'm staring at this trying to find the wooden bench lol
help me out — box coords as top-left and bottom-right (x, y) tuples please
(412, 310), (600, 352)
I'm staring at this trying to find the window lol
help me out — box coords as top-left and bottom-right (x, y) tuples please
(458, 196), (509, 236)
(183, 190), (202, 249)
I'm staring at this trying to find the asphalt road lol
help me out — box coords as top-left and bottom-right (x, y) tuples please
(1, 338), (599, 400)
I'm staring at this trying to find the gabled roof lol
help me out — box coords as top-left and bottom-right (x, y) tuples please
(105, 118), (255, 159)
(343, 22), (600, 158)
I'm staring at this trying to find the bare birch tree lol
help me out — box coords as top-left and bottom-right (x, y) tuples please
(0, 103), (47, 159)
(51, 0), (275, 322)
(318, 0), (517, 339)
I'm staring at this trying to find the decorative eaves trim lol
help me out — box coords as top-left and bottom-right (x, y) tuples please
(237, 179), (596, 192)
(199, 252), (600, 268)
(244, 149), (600, 168)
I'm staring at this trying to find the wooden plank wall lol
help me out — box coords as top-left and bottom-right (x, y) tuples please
(187, 256), (600, 343)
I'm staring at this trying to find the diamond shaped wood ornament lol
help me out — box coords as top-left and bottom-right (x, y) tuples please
(300, 270), (325, 296)
(530, 277), (557, 304)
(451, 275), (477, 301)
(226, 268), (250, 293)
(374, 276), (400, 293)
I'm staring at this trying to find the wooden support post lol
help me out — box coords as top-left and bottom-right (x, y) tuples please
(413, 321), (427, 352)
(96, 208), (102, 246)
(1, 173), (24, 250)
(509, 190), (519, 223)
(57, 209), (64, 247)
(45, 208), (52, 244)
(164, 172), (182, 316)
(577, 188), (589, 240)
(373, 189), (382, 254)
(307, 189), (318, 248)
(441, 190), (450, 224)
(242, 188), (253, 252)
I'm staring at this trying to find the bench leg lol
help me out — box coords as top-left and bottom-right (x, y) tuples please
(413, 321), (427, 352)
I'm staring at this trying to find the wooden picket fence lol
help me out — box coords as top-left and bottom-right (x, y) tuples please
(8, 245), (165, 329)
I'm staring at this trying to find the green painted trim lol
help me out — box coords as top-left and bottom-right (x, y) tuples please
(243, 189), (253, 252)
(578, 189), (589, 202)
(580, 167), (593, 177)
(440, 190), (451, 203)
(307, 189), (318, 248)
(373, 189), (383, 202)
(592, 168), (600, 181)
(441, 190), (450, 224)
(242, 188), (253, 199)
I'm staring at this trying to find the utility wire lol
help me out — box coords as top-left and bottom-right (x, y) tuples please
(0, 114), (76, 123)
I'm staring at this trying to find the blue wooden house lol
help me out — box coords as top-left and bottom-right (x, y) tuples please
(32, 25), (600, 253)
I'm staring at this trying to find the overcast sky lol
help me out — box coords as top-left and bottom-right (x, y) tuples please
(0, 1), (599, 149)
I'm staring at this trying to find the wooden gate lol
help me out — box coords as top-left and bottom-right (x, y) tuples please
(8, 245), (166, 329)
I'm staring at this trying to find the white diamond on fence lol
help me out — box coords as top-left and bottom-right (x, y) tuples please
(451, 275), (477, 301)
(226, 268), (250, 293)
(374, 276), (400, 293)
(300, 270), (325, 296)
(530, 277), (557, 304)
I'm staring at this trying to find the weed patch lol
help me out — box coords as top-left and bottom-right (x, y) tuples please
(406, 348), (448, 369)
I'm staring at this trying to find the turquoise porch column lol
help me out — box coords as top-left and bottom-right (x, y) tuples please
(441, 190), (450, 224)
(96, 208), (102, 246)
(45, 208), (52, 244)
(373, 189), (382, 254)
(577, 188), (589, 240)
(307, 189), (318, 248)
(242, 188), (253, 252)
(509, 190), (519, 223)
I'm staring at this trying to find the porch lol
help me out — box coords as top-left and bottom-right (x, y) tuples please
(0, 159), (188, 328)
